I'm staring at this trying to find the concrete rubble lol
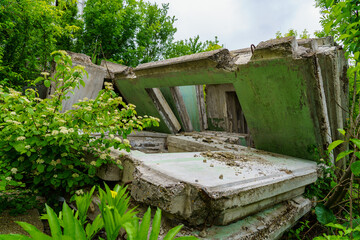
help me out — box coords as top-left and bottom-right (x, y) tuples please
(49, 36), (348, 239)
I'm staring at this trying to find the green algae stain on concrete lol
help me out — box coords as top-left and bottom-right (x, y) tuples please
(234, 58), (319, 160)
(178, 85), (201, 131)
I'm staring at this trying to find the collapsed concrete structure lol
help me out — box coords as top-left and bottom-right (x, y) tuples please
(55, 36), (348, 239)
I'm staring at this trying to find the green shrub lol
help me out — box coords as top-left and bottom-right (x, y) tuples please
(0, 51), (159, 197)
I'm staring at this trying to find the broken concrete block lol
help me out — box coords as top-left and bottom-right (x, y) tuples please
(129, 150), (317, 226)
(100, 60), (130, 79)
(196, 196), (312, 240)
(49, 52), (107, 112)
(96, 163), (122, 181)
(94, 148), (123, 181)
(251, 36), (298, 60)
(127, 131), (168, 153)
(167, 132), (249, 152)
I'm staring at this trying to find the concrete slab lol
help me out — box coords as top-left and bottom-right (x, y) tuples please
(129, 150), (317, 225)
(195, 196), (312, 240)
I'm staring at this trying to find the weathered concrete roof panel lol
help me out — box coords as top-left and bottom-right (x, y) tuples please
(133, 48), (234, 77)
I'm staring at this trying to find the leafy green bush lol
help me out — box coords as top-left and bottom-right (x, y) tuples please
(0, 184), (198, 240)
(0, 51), (159, 197)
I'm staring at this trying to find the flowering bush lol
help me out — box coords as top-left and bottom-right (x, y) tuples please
(0, 51), (159, 196)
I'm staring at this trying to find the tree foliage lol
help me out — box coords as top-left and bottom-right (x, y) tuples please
(164, 35), (222, 59)
(0, 0), (221, 88)
(0, 0), (78, 89)
(275, 29), (310, 39)
(82, 0), (176, 66)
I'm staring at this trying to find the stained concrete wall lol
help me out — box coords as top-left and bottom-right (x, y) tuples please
(113, 37), (348, 161)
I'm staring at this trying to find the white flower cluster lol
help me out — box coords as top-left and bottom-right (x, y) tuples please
(104, 82), (114, 90)
(72, 173), (79, 178)
(59, 126), (68, 134)
(8, 89), (21, 98)
(10, 168), (18, 174)
(75, 189), (84, 195)
(17, 136), (26, 141)
(36, 159), (44, 164)
(5, 119), (21, 125)
(52, 130), (59, 135)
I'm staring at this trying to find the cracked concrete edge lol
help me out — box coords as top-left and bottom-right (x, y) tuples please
(198, 195), (312, 240)
(134, 48), (231, 71)
(127, 155), (317, 226)
(100, 60), (131, 79)
(71, 36), (338, 82)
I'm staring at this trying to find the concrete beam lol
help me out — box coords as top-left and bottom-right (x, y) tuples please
(146, 88), (181, 134)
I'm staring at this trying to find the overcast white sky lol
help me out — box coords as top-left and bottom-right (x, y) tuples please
(147, 0), (323, 50)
